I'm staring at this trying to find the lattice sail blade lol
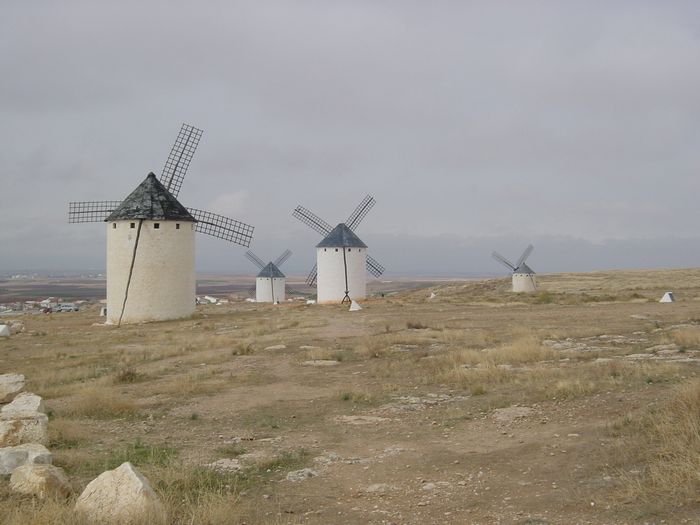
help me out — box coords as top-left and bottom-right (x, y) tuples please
(273, 249), (292, 267)
(187, 208), (254, 247)
(248, 285), (257, 298)
(516, 244), (534, 269)
(346, 194), (376, 231)
(68, 201), (122, 223)
(245, 250), (265, 269)
(292, 206), (332, 236)
(366, 254), (385, 278)
(160, 123), (203, 198)
(492, 251), (516, 271)
(305, 264), (318, 287)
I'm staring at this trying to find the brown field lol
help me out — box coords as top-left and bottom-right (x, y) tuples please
(1, 268), (700, 524)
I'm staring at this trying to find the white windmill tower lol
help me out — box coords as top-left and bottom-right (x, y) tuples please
(492, 244), (537, 293)
(68, 124), (255, 325)
(292, 195), (385, 304)
(244, 249), (292, 303)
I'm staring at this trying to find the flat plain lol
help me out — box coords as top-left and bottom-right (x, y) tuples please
(1, 268), (700, 524)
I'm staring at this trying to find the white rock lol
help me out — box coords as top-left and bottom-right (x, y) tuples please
(0, 373), (25, 403)
(301, 360), (339, 367)
(206, 458), (242, 472)
(0, 443), (52, 475)
(75, 462), (166, 524)
(364, 483), (395, 494)
(0, 325), (10, 338)
(0, 414), (49, 446)
(334, 415), (390, 425)
(1, 392), (45, 418)
(286, 468), (317, 482)
(9, 321), (25, 334)
(349, 300), (362, 311)
(10, 464), (71, 499)
(264, 344), (286, 351)
(306, 300), (316, 305)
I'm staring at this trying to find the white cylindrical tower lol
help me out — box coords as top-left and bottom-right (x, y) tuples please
(316, 224), (367, 304)
(255, 275), (286, 303)
(512, 265), (537, 293)
(104, 173), (197, 324)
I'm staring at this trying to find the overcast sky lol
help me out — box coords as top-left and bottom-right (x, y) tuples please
(2, 1), (699, 277)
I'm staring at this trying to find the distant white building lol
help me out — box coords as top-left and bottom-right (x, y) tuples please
(256, 263), (286, 303)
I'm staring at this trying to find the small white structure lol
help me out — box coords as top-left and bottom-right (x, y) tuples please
(316, 225), (368, 304)
(244, 250), (292, 304)
(349, 300), (362, 311)
(105, 173), (197, 325)
(99, 307), (107, 317)
(660, 292), (675, 303)
(492, 244), (538, 293)
(0, 325), (10, 338)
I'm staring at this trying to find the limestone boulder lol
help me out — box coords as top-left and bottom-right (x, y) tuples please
(1, 392), (45, 418)
(10, 464), (71, 499)
(0, 373), (25, 403)
(75, 462), (166, 524)
(9, 321), (25, 334)
(0, 443), (52, 475)
(0, 414), (49, 446)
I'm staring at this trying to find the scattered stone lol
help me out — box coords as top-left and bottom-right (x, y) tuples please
(301, 360), (339, 367)
(422, 482), (436, 491)
(0, 443), (52, 475)
(75, 462), (165, 524)
(335, 415), (390, 425)
(9, 321), (25, 334)
(264, 344), (286, 351)
(10, 464), (71, 499)
(1, 392), (45, 418)
(206, 458), (242, 472)
(0, 414), (49, 446)
(492, 406), (534, 424)
(364, 483), (395, 494)
(286, 468), (318, 482)
(313, 452), (342, 466)
(0, 374), (25, 403)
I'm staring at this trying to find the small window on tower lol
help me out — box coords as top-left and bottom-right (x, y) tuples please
(130, 223), (135, 229)
(112, 223), (116, 229)
(335, 248), (338, 252)
(154, 223), (160, 229)
(348, 249), (351, 252)
(176, 224), (180, 230)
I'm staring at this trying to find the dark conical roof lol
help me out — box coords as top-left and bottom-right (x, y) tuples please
(257, 262), (285, 278)
(316, 223), (368, 248)
(105, 173), (196, 222)
(515, 263), (535, 275)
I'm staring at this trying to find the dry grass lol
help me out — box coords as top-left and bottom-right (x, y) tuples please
(613, 380), (700, 510)
(62, 386), (138, 419)
(668, 326), (700, 350)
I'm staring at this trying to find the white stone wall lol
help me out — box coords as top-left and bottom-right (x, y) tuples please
(316, 246), (367, 304)
(512, 273), (537, 293)
(255, 277), (286, 303)
(106, 219), (195, 324)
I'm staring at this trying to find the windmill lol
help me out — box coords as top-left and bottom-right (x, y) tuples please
(491, 244), (537, 293)
(68, 123), (254, 325)
(292, 195), (385, 304)
(244, 249), (293, 303)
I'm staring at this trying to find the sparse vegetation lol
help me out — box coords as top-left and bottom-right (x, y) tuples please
(2, 268), (700, 522)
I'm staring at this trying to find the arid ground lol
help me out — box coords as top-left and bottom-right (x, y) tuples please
(2, 269), (700, 524)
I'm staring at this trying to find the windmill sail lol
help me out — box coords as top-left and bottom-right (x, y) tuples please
(160, 123), (203, 198)
(492, 251), (516, 271)
(188, 208), (254, 247)
(345, 195), (375, 231)
(274, 249), (293, 267)
(245, 251), (266, 269)
(292, 206), (333, 236)
(68, 201), (122, 223)
(515, 244), (534, 270)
